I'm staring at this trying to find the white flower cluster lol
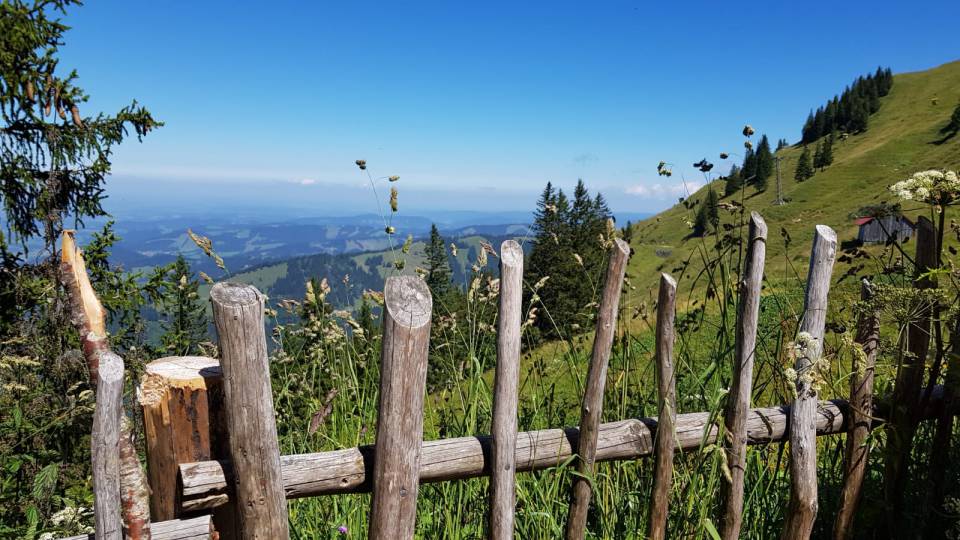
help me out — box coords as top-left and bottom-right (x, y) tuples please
(889, 169), (960, 205)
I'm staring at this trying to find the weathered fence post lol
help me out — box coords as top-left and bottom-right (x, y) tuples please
(781, 224), (837, 540)
(210, 283), (290, 540)
(92, 351), (124, 540)
(368, 276), (432, 540)
(565, 238), (630, 540)
(720, 212), (767, 540)
(488, 240), (524, 540)
(648, 273), (678, 540)
(139, 356), (236, 537)
(924, 315), (960, 536)
(833, 280), (879, 540)
(719, 211), (767, 540)
(884, 215), (935, 534)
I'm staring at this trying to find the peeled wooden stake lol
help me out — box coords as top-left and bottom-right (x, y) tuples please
(648, 273), (678, 540)
(211, 283), (289, 540)
(368, 276), (432, 540)
(488, 240), (524, 540)
(781, 225), (837, 540)
(565, 239), (630, 540)
(719, 212), (767, 540)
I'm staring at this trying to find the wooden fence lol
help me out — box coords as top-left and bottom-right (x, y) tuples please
(57, 214), (957, 540)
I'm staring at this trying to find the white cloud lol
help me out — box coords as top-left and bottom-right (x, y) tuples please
(298, 178), (317, 185)
(625, 180), (703, 198)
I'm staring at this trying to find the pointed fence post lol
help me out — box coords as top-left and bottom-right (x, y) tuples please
(564, 239), (630, 540)
(781, 225), (837, 540)
(210, 283), (290, 540)
(719, 212), (767, 540)
(368, 276), (432, 540)
(647, 273), (678, 540)
(488, 240), (524, 540)
(833, 280), (880, 540)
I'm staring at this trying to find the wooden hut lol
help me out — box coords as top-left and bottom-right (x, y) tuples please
(855, 215), (914, 244)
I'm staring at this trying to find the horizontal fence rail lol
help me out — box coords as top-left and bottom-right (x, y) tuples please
(178, 390), (948, 512)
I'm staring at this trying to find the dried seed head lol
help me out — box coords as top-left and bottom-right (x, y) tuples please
(390, 187), (398, 212)
(719, 152), (729, 159)
(742, 125), (755, 137)
(355, 159), (367, 170)
(385, 226), (395, 234)
(450, 242), (458, 257)
(389, 175), (399, 182)
(744, 140), (753, 150)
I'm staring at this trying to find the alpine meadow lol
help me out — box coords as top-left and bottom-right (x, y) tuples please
(2, 1), (960, 540)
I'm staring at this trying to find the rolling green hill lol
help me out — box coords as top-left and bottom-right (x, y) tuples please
(625, 60), (960, 310)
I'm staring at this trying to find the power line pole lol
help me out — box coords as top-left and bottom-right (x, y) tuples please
(774, 156), (785, 205)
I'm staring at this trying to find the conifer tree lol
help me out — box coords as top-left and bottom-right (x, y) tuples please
(795, 145), (814, 182)
(821, 134), (835, 168)
(154, 255), (208, 354)
(425, 223), (452, 300)
(693, 187), (719, 236)
(741, 147), (757, 185)
(813, 140), (824, 170)
(940, 101), (960, 137)
(723, 164), (743, 197)
(754, 135), (773, 191)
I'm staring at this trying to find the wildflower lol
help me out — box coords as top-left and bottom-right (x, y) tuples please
(401, 234), (413, 254)
(744, 140), (753, 150)
(742, 125), (755, 137)
(385, 226), (395, 235)
(355, 159), (366, 170)
(198, 271), (214, 284)
(338, 525), (349, 535)
(533, 276), (550, 290)
(388, 175), (399, 182)
(450, 242), (458, 257)
(390, 187), (398, 212)
(573, 253), (584, 266)
(889, 169), (960, 205)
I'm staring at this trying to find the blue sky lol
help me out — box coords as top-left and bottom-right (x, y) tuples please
(60, 0), (960, 216)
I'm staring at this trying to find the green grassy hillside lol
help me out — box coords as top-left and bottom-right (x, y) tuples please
(626, 60), (960, 309)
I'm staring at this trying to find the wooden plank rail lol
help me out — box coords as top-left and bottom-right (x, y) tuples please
(61, 515), (214, 540)
(368, 276), (432, 540)
(782, 224), (838, 540)
(565, 238), (630, 540)
(177, 391), (950, 511)
(488, 240), (524, 540)
(210, 283), (289, 539)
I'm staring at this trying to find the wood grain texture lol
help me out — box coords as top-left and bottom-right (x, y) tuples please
(488, 240), (523, 540)
(368, 276), (432, 540)
(60, 515), (213, 540)
(884, 215), (936, 535)
(719, 211), (767, 540)
(92, 351), (124, 540)
(833, 280), (879, 540)
(648, 274), (678, 540)
(210, 283), (289, 540)
(139, 357), (236, 538)
(565, 239), (631, 540)
(782, 225), (837, 540)
(179, 389), (949, 509)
